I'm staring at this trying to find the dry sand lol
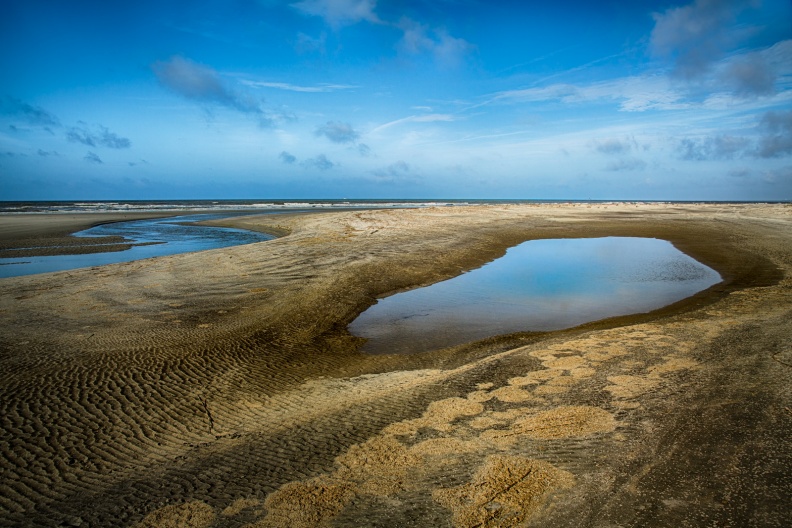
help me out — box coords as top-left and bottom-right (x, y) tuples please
(0, 203), (790, 527)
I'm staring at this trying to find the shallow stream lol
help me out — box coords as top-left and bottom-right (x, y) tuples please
(0, 214), (274, 278)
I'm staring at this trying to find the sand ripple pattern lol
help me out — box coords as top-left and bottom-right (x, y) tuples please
(1, 203), (790, 527)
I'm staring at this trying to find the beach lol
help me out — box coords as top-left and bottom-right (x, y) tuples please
(0, 212), (194, 257)
(0, 203), (790, 527)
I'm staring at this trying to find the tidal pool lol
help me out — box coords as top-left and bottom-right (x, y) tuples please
(0, 214), (274, 278)
(349, 237), (721, 354)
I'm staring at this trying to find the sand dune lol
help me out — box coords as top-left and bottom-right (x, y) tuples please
(0, 203), (790, 527)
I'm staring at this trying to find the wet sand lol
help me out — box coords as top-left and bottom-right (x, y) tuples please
(0, 203), (790, 527)
(0, 213), (186, 257)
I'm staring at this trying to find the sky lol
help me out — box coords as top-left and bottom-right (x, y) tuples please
(1, 0), (791, 201)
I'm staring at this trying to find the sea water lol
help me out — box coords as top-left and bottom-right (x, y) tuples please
(349, 237), (721, 354)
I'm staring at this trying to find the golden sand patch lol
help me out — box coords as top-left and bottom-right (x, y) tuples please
(433, 455), (574, 528)
(542, 355), (588, 371)
(334, 435), (422, 495)
(546, 375), (577, 386)
(420, 397), (485, 432)
(222, 498), (262, 517)
(410, 437), (483, 457)
(469, 409), (528, 430)
(467, 390), (495, 403)
(528, 350), (557, 361)
(532, 384), (569, 396)
(251, 477), (355, 528)
(546, 343), (580, 352)
(380, 418), (423, 436)
(253, 396), (491, 525)
(506, 376), (539, 387)
(605, 375), (660, 399)
(492, 409), (533, 421)
(583, 346), (629, 362)
(569, 367), (596, 378)
(480, 406), (616, 443)
(469, 415), (507, 430)
(132, 501), (215, 528)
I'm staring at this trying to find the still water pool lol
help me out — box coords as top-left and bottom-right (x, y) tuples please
(349, 237), (721, 354)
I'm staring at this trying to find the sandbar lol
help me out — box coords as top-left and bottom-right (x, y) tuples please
(0, 203), (789, 527)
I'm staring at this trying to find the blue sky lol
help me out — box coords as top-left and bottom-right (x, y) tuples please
(1, 0), (790, 200)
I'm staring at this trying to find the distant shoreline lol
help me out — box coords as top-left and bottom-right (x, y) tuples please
(2, 198), (788, 215)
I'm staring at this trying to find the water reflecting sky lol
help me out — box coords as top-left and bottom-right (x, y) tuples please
(0, 214), (274, 278)
(350, 237), (721, 354)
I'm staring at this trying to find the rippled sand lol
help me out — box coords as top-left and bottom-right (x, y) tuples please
(1, 203), (790, 527)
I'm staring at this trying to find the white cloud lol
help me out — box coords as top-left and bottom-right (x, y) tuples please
(677, 135), (752, 160)
(371, 160), (412, 183)
(594, 138), (635, 155)
(152, 56), (300, 128)
(292, 0), (380, 27)
(0, 96), (60, 127)
(493, 75), (689, 112)
(302, 153), (335, 170)
(241, 80), (357, 93)
(605, 158), (647, 172)
(494, 84), (579, 104)
(649, 0), (749, 80)
(295, 32), (327, 54)
(84, 151), (103, 164)
(371, 113), (455, 134)
(397, 18), (472, 68)
(315, 121), (360, 143)
(153, 56), (259, 113)
(757, 109), (792, 158)
(66, 124), (131, 149)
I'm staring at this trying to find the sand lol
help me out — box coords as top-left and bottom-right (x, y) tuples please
(0, 202), (790, 527)
(0, 212), (181, 257)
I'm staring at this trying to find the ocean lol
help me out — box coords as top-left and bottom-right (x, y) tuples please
(0, 198), (698, 214)
(0, 199), (490, 214)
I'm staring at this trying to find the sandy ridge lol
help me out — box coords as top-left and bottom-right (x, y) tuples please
(0, 203), (790, 527)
